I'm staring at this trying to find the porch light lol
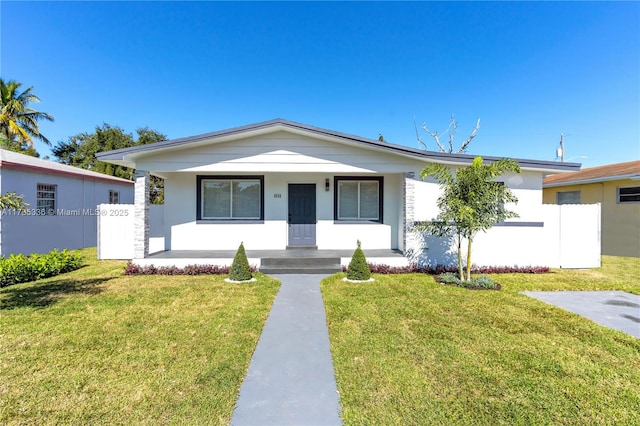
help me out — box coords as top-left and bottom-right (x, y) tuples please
(325, 178), (330, 191)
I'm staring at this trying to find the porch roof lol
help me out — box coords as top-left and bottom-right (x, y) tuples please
(96, 118), (580, 174)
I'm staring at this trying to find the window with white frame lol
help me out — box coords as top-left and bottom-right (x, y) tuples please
(109, 190), (120, 204)
(557, 190), (581, 205)
(334, 177), (383, 222)
(37, 183), (57, 215)
(197, 176), (263, 220)
(618, 186), (640, 204)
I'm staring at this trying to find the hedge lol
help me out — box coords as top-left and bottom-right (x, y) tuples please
(0, 249), (82, 288)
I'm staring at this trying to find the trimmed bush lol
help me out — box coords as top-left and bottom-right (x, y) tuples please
(435, 272), (500, 290)
(346, 240), (371, 281)
(0, 249), (82, 288)
(228, 242), (252, 281)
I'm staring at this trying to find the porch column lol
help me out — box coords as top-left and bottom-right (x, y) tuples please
(133, 170), (150, 259)
(403, 172), (416, 254)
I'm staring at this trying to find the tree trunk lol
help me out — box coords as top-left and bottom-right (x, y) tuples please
(457, 234), (464, 281)
(466, 238), (473, 281)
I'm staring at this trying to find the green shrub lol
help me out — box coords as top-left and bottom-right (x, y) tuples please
(228, 242), (252, 281)
(436, 272), (499, 289)
(471, 275), (498, 289)
(346, 240), (371, 281)
(0, 249), (82, 288)
(438, 272), (460, 285)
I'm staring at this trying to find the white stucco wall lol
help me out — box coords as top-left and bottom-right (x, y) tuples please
(414, 169), (544, 222)
(163, 172), (402, 251)
(406, 167), (601, 268)
(0, 167), (133, 256)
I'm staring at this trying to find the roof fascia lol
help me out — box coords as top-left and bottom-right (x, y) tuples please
(544, 173), (640, 187)
(95, 119), (580, 173)
(0, 160), (134, 185)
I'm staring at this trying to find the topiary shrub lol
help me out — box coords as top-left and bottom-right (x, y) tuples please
(346, 240), (371, 281)
(228, 242), (252, 281)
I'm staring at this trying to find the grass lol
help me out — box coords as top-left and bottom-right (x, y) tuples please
(321, 255), (640, 425)
(0, 248), (280, 425)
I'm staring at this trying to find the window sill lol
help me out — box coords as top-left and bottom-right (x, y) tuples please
(333, 220), (383, 225)
(494, 221), (544, 227)
(196, 220), (264, 224)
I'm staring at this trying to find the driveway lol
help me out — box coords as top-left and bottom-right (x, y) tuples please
(522, 291), (640, 338)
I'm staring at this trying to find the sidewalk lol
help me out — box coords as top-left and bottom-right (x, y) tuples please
(231, 274), (342, 426)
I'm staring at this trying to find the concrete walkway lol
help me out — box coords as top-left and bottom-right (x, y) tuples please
(231, 275), (342, 426)
(522, 290), (640, 338)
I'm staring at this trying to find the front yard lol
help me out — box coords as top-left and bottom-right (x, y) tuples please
(2, 251), (638, 425)
(321, 256), (640, 425)
(0, 249), (280, 425)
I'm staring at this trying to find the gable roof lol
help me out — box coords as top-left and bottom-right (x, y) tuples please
(543, 160), (640, 187)
(96, 118), (580, 173)
(0, 149), (133, 185)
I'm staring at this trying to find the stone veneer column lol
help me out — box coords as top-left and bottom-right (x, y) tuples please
(133, 170), (150, 259)
(403, 172), (416, 253)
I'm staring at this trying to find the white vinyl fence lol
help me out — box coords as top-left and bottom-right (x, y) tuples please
(97, 204), (164, 259)
(555, 203), (601, 268)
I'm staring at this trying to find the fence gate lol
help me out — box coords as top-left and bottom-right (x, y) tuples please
(558, 204), (601, 268)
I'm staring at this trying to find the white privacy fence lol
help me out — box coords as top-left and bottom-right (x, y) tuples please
(555, 203), (601, 268)
(97, 204), (164, 260)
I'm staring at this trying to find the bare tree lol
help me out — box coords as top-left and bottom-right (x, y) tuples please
(414, 115), (480, 153)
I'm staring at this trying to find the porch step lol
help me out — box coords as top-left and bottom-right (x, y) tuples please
(260, 256), (342, 275)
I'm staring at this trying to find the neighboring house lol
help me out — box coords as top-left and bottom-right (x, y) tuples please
(96, 119), (587, 268)
(0, 148), (134, 256)
(543, 160), (640, 258)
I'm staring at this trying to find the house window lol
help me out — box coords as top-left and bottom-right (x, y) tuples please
(197, 176), (264, 220)
(557, 190), (581, 205)
(37, 183), (56, 215)
(618, 186), (640, 204)
(109, 190), (120, 204)
(334, 176), (383, 222)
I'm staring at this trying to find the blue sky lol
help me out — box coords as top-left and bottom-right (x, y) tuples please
(1, 1), (638, 168)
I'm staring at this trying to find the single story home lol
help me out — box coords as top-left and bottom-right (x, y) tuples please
(0, 148), (134, 256)
(95, 119), (597, 269)
(543, 160), (640, 257)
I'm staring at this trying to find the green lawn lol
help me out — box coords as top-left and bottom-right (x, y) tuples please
(0, 248), (280, 425)
(322, 256), (640, 425)
(3, 252), (639, 425)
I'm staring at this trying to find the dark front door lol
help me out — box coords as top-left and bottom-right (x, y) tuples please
(288, 184), (316, 246)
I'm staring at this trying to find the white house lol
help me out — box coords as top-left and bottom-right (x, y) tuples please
(96, 119), (595, 269)
(0, 148), (134, 256)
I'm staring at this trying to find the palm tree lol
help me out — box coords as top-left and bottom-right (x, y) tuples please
(0, 78), (54, 147)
